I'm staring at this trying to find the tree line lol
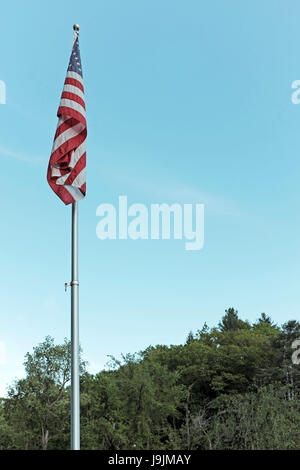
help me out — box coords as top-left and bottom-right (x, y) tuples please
(0, 308), (300, 450)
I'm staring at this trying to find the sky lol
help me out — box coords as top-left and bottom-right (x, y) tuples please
(1, 0), (300, 396)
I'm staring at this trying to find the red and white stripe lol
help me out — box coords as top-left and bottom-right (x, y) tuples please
(47, 62), (87, 205)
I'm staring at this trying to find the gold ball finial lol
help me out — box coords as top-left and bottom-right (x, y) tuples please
(73, 24), (80, 32)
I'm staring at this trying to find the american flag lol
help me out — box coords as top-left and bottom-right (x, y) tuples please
(47, 32), (87, 205)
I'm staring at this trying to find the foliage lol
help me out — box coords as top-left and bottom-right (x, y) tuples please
(0, 310), (299, 450)
(1, 336), (85, 449)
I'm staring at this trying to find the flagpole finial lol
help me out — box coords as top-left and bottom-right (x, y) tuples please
(73, 24), (80, 33)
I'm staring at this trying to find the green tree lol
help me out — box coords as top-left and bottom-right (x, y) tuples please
(3, 336), (85, 450)
(218, 308), (250, 332)
(108, 353), (185, 450)
(80, 370), (129, 450)
(185, 331), (195, 344)
(1, 310), (299, 450)
(270, 320), (300, 400)
(208, 385), (300, 449)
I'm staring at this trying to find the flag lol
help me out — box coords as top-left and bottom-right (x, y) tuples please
(47, 32), (87, 205)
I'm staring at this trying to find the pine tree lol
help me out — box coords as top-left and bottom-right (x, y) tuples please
(218, 308), (249, 332)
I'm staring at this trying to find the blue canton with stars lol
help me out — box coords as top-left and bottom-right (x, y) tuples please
(67, 36), (83, 78)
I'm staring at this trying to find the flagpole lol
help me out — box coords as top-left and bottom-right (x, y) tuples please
(71, 200), (80, 450)
(70, 23), (81, 452)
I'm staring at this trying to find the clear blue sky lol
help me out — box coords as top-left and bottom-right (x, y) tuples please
(0, 0), (300, 396)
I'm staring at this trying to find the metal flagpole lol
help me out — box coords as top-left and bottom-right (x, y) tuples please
(70, 24), (81, 451)
(71, 201), (80, 450)
(49, 23), (83, 450)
